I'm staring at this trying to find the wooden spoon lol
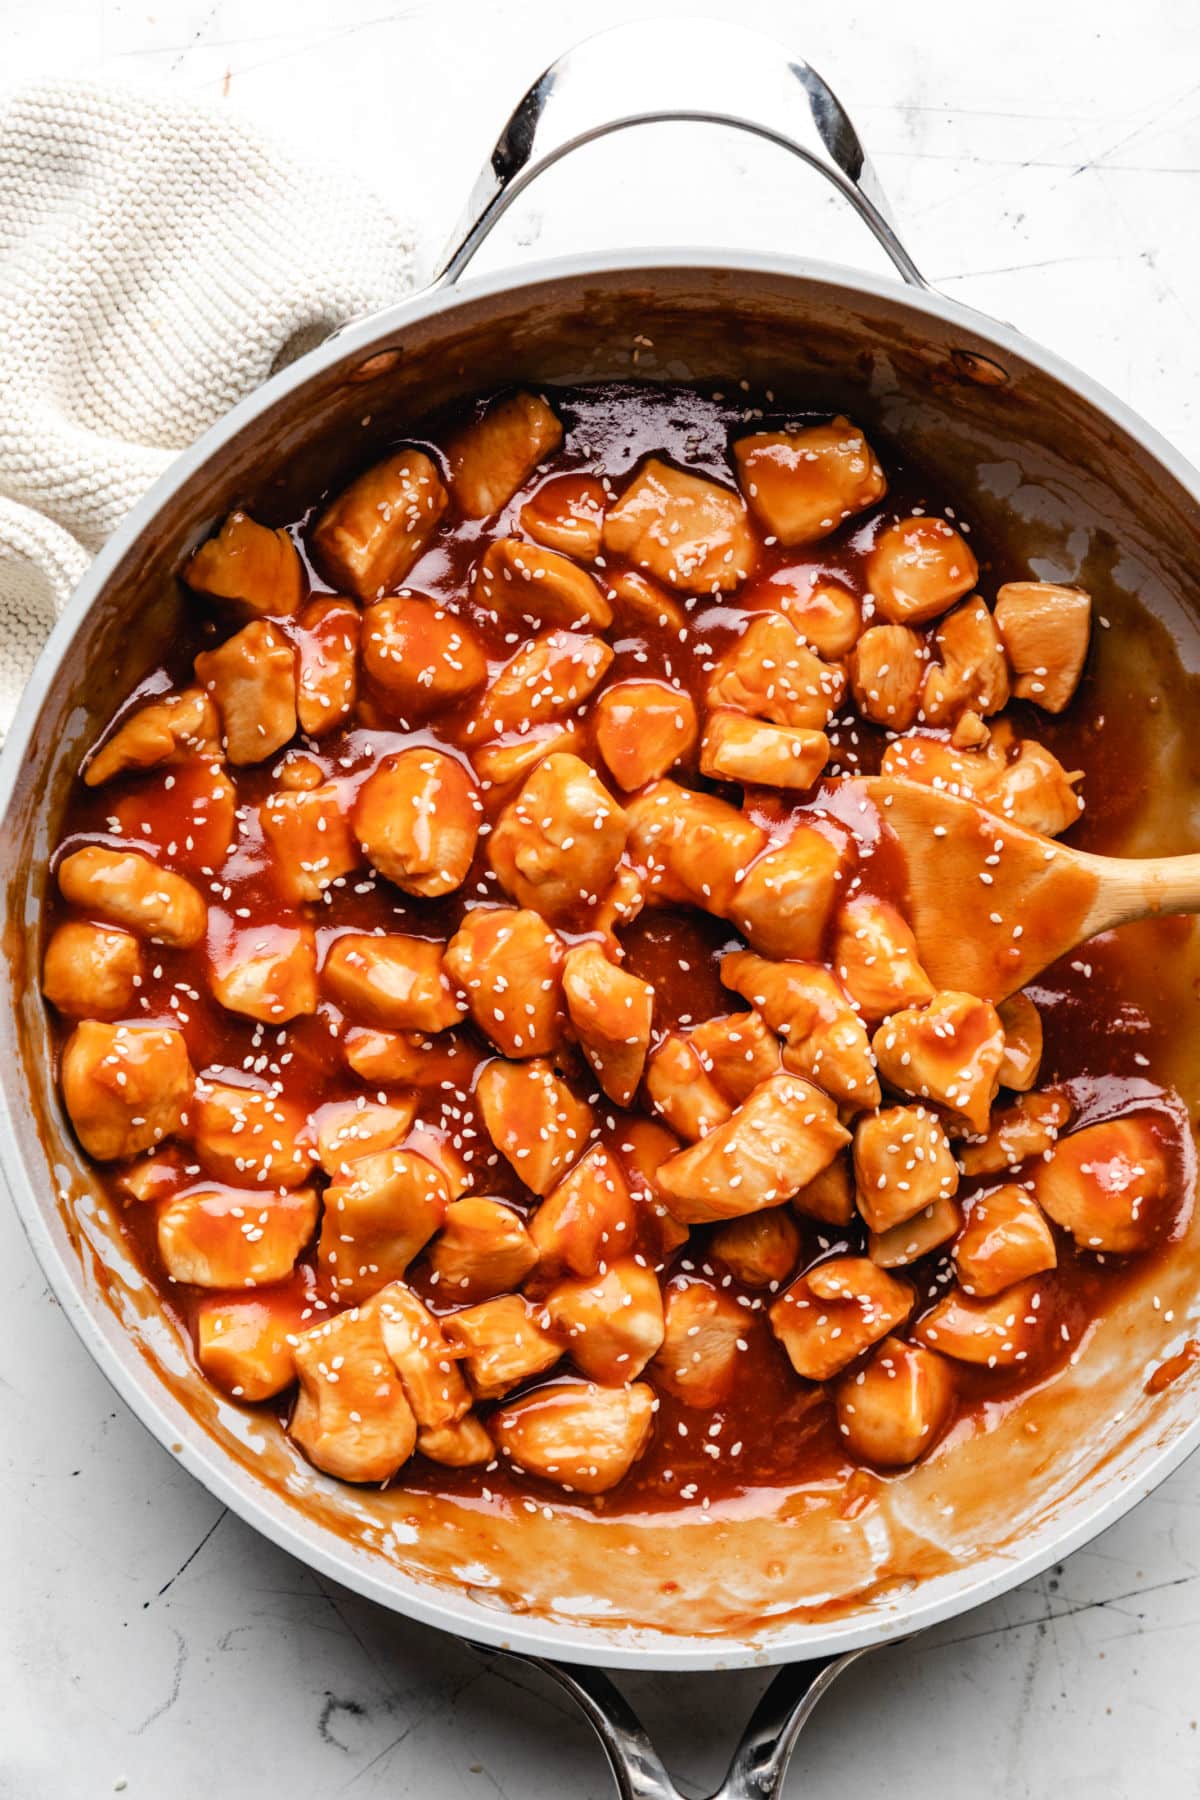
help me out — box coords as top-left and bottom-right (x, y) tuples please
(860, 774), (1200, 1002)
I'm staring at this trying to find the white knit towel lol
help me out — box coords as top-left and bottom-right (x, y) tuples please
(0, 82), (417, 734)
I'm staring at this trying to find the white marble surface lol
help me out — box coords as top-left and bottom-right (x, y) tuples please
(4, 2), (1200, 1795)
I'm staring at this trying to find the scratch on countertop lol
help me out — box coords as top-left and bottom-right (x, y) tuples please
(149, 1506), (228, 1602)
(932, 1568), (1200, 1651)
(132, 1626), (187, 1734)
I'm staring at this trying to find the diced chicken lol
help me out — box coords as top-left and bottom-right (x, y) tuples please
(958, 1090), (1071, 1177)
(446, 390), (563, 518)
(208, 922), (317, 1024)
(61, 1021), (193, 1161)
(951, 710), (991, 750)
(291, 1305), (417, 1483)
(879, 732), (1001, 799)
(371, 1283), (471, 1428)
(318, 1147), (449, 1302)
(873, 991), (1005, 1134)
(782, 579), (862, 659)
(475, 1056), (593, 1195)
(472, 537), (612, 630)
(489, 752), (628, 921)
(593, 861), (648, 954)
(699, 711), (829, 790)
(192, 1077), (315, 1189)
(614, 1116), (690, 1256)
(313, 1095), (419, 1176)
(689, 1010), (782, 1103)
(652, 1280), (747, 1408)
(981, 741), (1083, 837)
(721, 952), (879, 1110)
(645, 1034), (732, 1141)
(493, 1379), (655, 1494)
(417, 1415), (494, 1466)
(711, 1208), (800, 1287)
(467, 630), (613, 740)
(1034, 1115), (1170, 1254)
(546, 1259), (665, 1383)
(322, 933), (464, 1032)
(607, 568), (688, 635)
(295, 597), (359, 737)
(769, 1257), (913, 1380)
(194, 620), (297, 764)
(528, 1143), (636, 1277)
(867, 516), (978, 625)
(196, 1294), (303, 1400)
(853, 1104), (960, 1232)
(729, 825), (848, 962)
(920, 597), (1010, 725)
(791, 1151), (856, 1226)
(98, 756), (238, 873)
(913, 1277), (1052, 1367)
(361, 594), (487, 716)
(954, 1183), (1057, 1296)
(832, 895), (934, 1022)
(84, 688), (219, 786)
(159, 1184), (318, 1287)
(43, 921), (142, 1018)
(657, 1073), (850, 1225)
(848, 624), (925, 729)
(343, 1026), (473, 1089)
(404, 1127), (473, 1200)
(259, 780), (359, 904)
(997, 992), (1043, 1091)
(470, 723), (582, 792)
(706, 613), (847, 729)
(603, 456), (756, 594)
(58, 844), (206, 948)
(835, 1337), (955, 1467)
(520, 472), (606, 559)
(116, 1148), (187, 1204)
(442, 1294), (563, 1399)
(444, 906), (565, 1058)
(183, 509), (304, 616)
(869, 1196), (962, 1268)
(732, 417), (887, 545)
(561, 942), (654, 1107)
(428, 1197), (539, 1301)
(354, 747), (480, 898)
(594, 679), (698, 791)
(994, 582), (1091, 712)
(626, 779), (767, 914)
(311, 449), (448, 598)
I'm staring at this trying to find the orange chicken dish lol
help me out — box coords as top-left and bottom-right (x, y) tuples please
(44, 383), (1193, 1510)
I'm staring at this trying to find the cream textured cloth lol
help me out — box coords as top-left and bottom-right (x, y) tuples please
(0, 82), (416, 733)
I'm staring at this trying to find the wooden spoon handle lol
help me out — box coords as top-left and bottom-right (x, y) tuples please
(1079, 849), (1200, 937)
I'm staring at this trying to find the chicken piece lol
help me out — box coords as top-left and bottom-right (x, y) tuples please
(867, 516), (978, 625)
(520, 472), (606, 559)
(769, 1257), (913, 1381)
(404, 1127), (473, 1200)
(729, 826), (848, 962)
(318, 1147), (449, 1302)
(879, 732), (1000, 800)
(614, 1116), (690, 1256)
(593, 861), (648, 953)
(645, 1034), (733, 1141)
(442, 1294), (563, 1400)
(873, 992), (1005, 1134)
(354, 747), (480, 899)
(196, 1295), (303, 1401)
(158, 1184), (318, 1287)
(322, 933), (464, 1033)
(444, 906), (565, 1058)
(652, 1281), (747, 1409)
(58, 845), (206, 948)
(832, 895), (934, 1022)
(343, 1027), (474, 1089)
(994, 582), (1091, 712)
(295, 597), (359, 737)
(853, 1104), (960, 1233)
(472, 537), (612, 630)
(699, 711), (829, 790)
(446, 390), (564, 518)
(470, 723), (582, 792)
(417, 1415), (494, 1467)
(194, 620), (297, 764)
(494, 1379), (655, 1494)
(43, 921), (142, 1018)
(913, 1277), (1052, 1367)
(732, 417), (887, 546)
(594, 679), (699, 791)
(528, 1143), (636, 1278)
(920, 597), (1010, 725)
(311, 449), (448, 598)
(951, 710), (991, 750)
(791, 1151), (856, 1226)
(116, 1148), (187, 1204)
(561, 942), (654, 1107)
(84, 688), (219, 786)
(183, 509), (304, 616)
(607, 568), (688, 635)
(689, 1010), (782, 1103)
(258, 780), (357, 904)
(208, 922), (317, 1024)
(371, 1283), (471, 1429)
(721, 952), (879, 1110)
(313, 1095), (419, 1176)
(707, 613), (847, 730)
(291, 1305), (417, 1483)
(428, 1197), (539, 1301)
(997, 992), (1043, 1091)
(835, 1337), (955, 1467)
(782, 579), (862, 659)
(981, 741), (1083, 838)
(868, 1196), (962, 1268)
(626, 780), (767, 914)
(489, 753), (627, 921)
(953, 1184), (1057, 1297)
(475, 1057), (593, 1195)
(361, 593), (487, 717)
(1034, 1115), (1170, 1254)
(958, 1090), (1071, 1177)
(847, 624), (925, 729)
(658, 1073), (850, 1225)
(61, 1021), (193, 1161)
(546, 1259), (665, 1384)
(468, 630), (613, 740)
(711, 1208), (800, 1288)
(603, 456), (755, 594)
(192, 1078), (315, 1190)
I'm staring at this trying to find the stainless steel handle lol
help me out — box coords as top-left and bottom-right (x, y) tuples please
(434, 20), (929, 292)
